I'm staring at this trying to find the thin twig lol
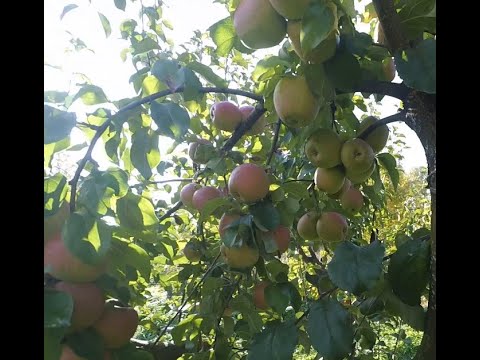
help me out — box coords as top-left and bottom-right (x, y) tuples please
(130, 178), (195, 188)
(357, 111), (406, 141)
(266, 119), (282, 166)
(158, 201), (183, 223)
(295, 286), (338, 325)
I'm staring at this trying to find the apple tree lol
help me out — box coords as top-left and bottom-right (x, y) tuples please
(44, 0), (435, 359)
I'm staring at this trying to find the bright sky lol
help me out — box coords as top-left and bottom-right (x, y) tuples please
(44, 0), (426, 173)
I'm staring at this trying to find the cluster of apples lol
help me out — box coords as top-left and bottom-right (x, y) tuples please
(180, 162), (291, 268)
(296, 116), (389, 244)
(44, 203), (139, 359)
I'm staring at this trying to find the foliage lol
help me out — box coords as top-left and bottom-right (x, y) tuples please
(44, 0), (435, 359)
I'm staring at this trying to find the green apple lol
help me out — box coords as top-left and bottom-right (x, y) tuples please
(314, 166), (345, 194)
(340, 138), (375, 174)
(304, 128), (342, 168)
(357, 116), (389, 153)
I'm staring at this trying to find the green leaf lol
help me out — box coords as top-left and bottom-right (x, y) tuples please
(98, 12), (111, 37)
(44, 174), (68, 216)
(305, 63), (335, 102)
(116, 191), (159, 230)
(324, 51), (362, 91)
(186, 61), (228, 88)
(395, 39), (436, 94)
(65, 329), (104, 360)
(230, 294), (263, 334)
(327, 241), (385, 295)
(150, 102), (190, 140)
(151, 59), (184, 90)
(265, 284), (290, 314)
(250, 201), (280, 231)
(398, 0), (436, 39)
(199, 197), (231, 222)
(377, 153), (399, 191)
(62, 212), (112, 265)
(208, 17), (236, 56)
(44, 327), (66, 360)
(130, 127), (160, 180)
(72, 85), (108, 105)
(382, 287), (426, 331)
(114, 0), (126, 11)
(131, 37), (161, 55)
(342, 31), (372, 57)
(387, 239), (430, 306)
(113, 344), (155, 360)
(180, 67), (202, 101)
(247, 320), (298, 360)
(44, 105), (76, 144)
(281, 181), (310, 199)
(60, 4), (78, 20)
(306, 298), (354, 360)
(301, 0), (337, 55)
(44, 288), (73, 328)
(110, 238), (151, 280)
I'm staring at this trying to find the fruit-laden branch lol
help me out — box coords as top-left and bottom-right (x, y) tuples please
(153, 252), (222, 345)
(357, 111), (406, 140)
(266, 119), (282, 166)
(158, 201), (183, 223)
(69, 87), (264, 213)
(221, 104), (267, 154)
(372, 0), (409, 52)
(350, 81), (410, 101)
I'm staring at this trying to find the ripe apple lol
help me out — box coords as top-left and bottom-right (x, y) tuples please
(297, 211), (320, 240)
(340, 138), (375, 174)
(263, 225), (291, 253)
(328, 178), (351, 200)
(210, 101), (243, 132)
(44, 201), (70, 244)
(239, 105), (267, 135)
(253, 281), (271, 309)
(188, 138), (212, 164)
(219, 212), (242, 239)
(93, 304), (139, 349)
(60, 345), (87, 360)
(191, 186), (223, 212)
(340, 186), (364, 214)
(346, 162), (376, 184)
(316, 212), (348, 243)
(273, 75), (320, 128)
(183, 241), (202, 262)
(234, 0), (287, 49)
(304, 128), (343, 168)
(269, 0), (311, 19)
(228, 163), (270, 203)
(55, 281), (105, 331)
(314, 166), (346, 194)
(357, 116), (390, 154)
(220, 244), (259, 269)
(180, 183), (202, 208)
(44, 234), (106, 283)
(287, 20), (339, 64)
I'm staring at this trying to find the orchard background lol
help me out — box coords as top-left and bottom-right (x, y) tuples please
(44, 0), (436, 359)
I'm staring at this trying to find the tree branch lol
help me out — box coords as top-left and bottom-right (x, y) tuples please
(372, 0), (409, 53)
(158, 201), (183, 223)
(357, 111), (406, 140)
(130, 178), (195, 189)
(350, 81), (410, 101)
(266, 119), (282, 166)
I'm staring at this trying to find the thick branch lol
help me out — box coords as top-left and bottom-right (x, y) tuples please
(372, 0), (409, 53)
(357, 111), (407, 140)
(266, 119), (282, 166)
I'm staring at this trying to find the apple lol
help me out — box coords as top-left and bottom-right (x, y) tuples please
(271, 225), (291, 253)
(316, 212), (348, 243)
(44, 234), (106, 283)
(346, 162), (376, 184)
(219, 212), (242, 239)
(188, 138), (212, 164)
(55, 281), (105, 331)
(228, 163), (270, 203)
(339, 186), (364, 214)
(269, 0), (311, 20)
(93, 304), (139, 349)
(220, 244), (259, 269)
(60, 345), (87, 360)
(44, 201), (70, 244)
(304, 128), (342, 168)
(314, 166), (346, 194)
(239, 105), (267, 135)
(297, 211), (320, 240)
(210, 101), (243, 132)
(287, 20), (339, 64)
(357, 116), (390, 154)
(328, 178), (351, 200)
(223, 307), (233, 316)
(234, 0), (287, 49)
(274, 75), (320, 128)
(183, 241), (202, 262)
(383, 57), (396, 82)
(340, 138), (375, 174)
(180, 183), (202, 208)
(191, 186), (223, 212)
(253, 281), (271, 309)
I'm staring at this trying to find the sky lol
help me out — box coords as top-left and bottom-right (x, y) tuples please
(44, 0), (426, 174)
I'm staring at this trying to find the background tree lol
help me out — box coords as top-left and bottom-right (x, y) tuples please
(44, 0), (435, 359)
